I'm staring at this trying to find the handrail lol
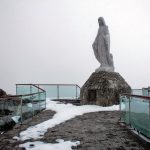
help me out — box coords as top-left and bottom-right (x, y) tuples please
(121, 94), (150, 101)
(16, 83), (80, 99)
(32, 84), (46, 92)
(36, 84), (81, 89)
(16, 84), (46, 92)
(132, 89), (142, 90)
(16, 83), (81, 89)
(0, 84), (47, 127)
(36, 84), (81, 99)
(0, 91), (45, 99)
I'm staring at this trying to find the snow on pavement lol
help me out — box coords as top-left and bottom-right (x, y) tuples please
(14, 99), (119, 141)
(19, 139), (80, 150)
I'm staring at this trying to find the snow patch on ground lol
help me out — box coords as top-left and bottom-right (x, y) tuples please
(14, 99), (119, 141)
(19, 139), (80, 150)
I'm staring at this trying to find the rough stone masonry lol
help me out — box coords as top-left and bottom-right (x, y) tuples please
(80, 71), (131, 106)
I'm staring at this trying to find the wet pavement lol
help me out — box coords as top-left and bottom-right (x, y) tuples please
(43, 111), (149, 150)
(0, 109), (149, 150)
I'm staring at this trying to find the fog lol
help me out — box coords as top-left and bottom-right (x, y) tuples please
(0, 0), (150, 94)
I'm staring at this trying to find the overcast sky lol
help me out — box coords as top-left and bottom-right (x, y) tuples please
(0, 0), (150, 94)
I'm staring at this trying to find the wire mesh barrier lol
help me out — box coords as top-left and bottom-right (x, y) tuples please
(120, 94), (150, 138)
(35, 84), (80, 100)
(0, 84), (46, 130)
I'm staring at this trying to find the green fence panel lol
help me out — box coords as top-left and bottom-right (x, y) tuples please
(31, 85), (38, 94)
(39, 92), (46, 110)
(36, 84), (80, 100)
(59, 85), (76, 99)
(130, 97), (150, 138)
(37, 85), (57, 99)
(120, 96), (130, 124)
(21, 95), (33, 121)
(142, 88), (150, 96)
(16, 85), (31, 95)
(120, 94), (150, 138)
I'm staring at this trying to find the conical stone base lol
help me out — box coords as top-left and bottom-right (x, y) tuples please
(80, 71), (131, 106)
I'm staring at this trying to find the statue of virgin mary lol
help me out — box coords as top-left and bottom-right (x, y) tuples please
(92, 17), (114, 72)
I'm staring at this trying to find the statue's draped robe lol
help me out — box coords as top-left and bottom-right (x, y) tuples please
(93, 26), (110, 66)
(92, 24), (114, 72)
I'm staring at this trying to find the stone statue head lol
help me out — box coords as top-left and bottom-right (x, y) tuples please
(98, 17), (106, 26)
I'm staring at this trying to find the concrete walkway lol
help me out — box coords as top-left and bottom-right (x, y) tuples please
(0, 110), (149, 149)
(43, 111), (149, 150)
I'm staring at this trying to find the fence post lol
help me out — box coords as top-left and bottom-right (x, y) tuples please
(119, 95), (122, 121)
(45, 92), (46, 109)
(20, 96), (23, 124)
(38, 84), (42, 111)
(38, 87), (41, 112)
(16, 84), (18, 95)
(76, 85), (77, 99)
(57, 85), (59, 99)
(30, 85), (34, 118)
(129, 96), (131, 126)
(149, 100), (150, 120)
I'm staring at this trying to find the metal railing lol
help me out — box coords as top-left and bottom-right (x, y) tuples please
(142, 87), (150, 97)
(35, 84), (81, 100)
(132, 88), (150, 96)
(0, 84), (46, 130)
(0, 83), (80, 130)
(120, 93), (150, 138)
(16, 84), (46, 121)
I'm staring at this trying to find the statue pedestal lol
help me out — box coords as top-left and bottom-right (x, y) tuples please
(95, 66), (114, 72)
(80, 71), (131, 106)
